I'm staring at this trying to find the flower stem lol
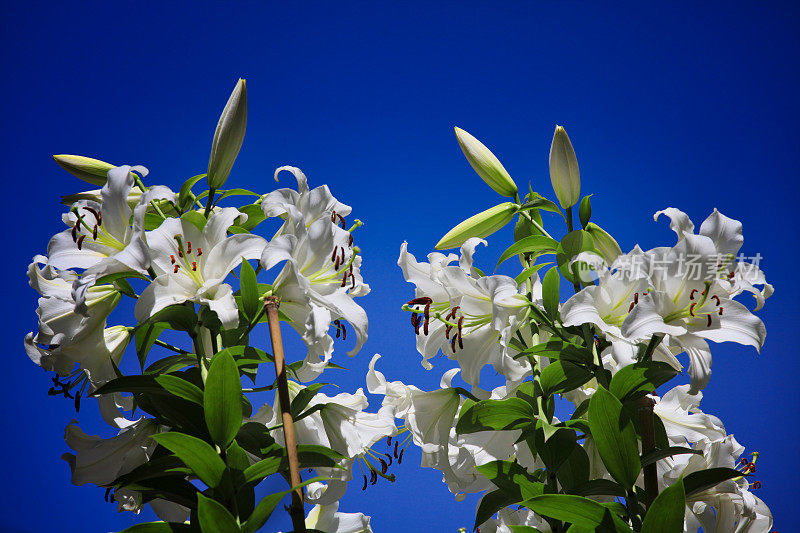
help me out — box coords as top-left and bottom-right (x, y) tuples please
(264, 297), (305, 531)
(203, 188), (216, 218)
(637, 396), (658, 510)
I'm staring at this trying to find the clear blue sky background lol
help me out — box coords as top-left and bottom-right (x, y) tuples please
(2, 1), (798, 532)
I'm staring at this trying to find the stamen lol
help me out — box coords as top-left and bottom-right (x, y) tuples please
(690, 289), (698, 300)
(370, 469), (377, 485)
(92, 225), (98, 240)
(331, 246), (339, 263)
(450, 334), (458, 352)
(337, 213), (347, 228)
(423, 302), (431, 336)
(341, 271), (349, 287)
(351, 273), (356, 290)
(711, 295), (720, 306)
(76, 235), (85, 250)
(633, 292), (639, 304)
(71, 223), (79, 242)
(334, 320), (341, 339)
(384, 452), (393, 467)
(331, 210), (337, 223)
(398, 449), (404, 464)
(727, 271), (735, 279)
(362, 474), (368, 490)
(751, 481), (761, 489)
(387, 436), (392, 446)
(689, 303), (696, 316)
(629, 301), (635, 312)
(83, 206), (101, 225)
(719, 307), (723, 316)
(379, 457), (388, 474)
(706, 314), (712, 327)
(341, 322), (347, 341)
(186, 241), (191, 253)
(407, 297), (433, 306)
(445, 324), (452, 339)
(393, 441), (399, 458)
(348, 234), (354, 247)
(340, 247), (345, 264)
(334, 255), (341, 270)
(196, 247), (202, 256)
(170, 255), (176, 264)
(173, 264), (180, 273)
(192, 262), (197, 271)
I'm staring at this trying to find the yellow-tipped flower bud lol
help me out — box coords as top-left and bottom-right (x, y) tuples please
(53, 155), (115, 186)
(435, 202), (518, 250)
(454, 127), (518, 198)
(585, 222), (623, 265)
(548, 125), (580, 209)
(207, 78), (247, 190)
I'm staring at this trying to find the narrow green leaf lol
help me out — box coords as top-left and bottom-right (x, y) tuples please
(514, 262), (551, 287)
(683, 467), (746, 497)
(556, 230), (599, 283)
(204, 351), (243, 448)
(155, 375), (203, 405)
(90, 375), (161, 397)
(567, 479), (627, 498)
(239, 259), (259, 321)
(456, 398), (535, 434)
(242, 476), (332, 533)
(181, 210), (207, 234)
(197, 493), (240, 533)
(641, 477), (685, 532)
(640, 446), (703, 468)
(151, 432), (226, 488)
(290, 383), (328, 418)
(540, 360), (593, 396)
(542, 267), (561, 320)
(135, 323), (167, 370)
(587, 386), (641, 489)
(475, 489), (519, 531)
(497, 235), (559, 267)
(178, 173), (207, 210)
(145, 305), (198, 332)
(145, 354), (197, 375)
(609, 362), (679, 402)
(475, 460), (544, 502)
(523, 494), (633, 532)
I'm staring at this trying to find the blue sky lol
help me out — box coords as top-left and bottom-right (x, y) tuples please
(2, 1), (798, 531)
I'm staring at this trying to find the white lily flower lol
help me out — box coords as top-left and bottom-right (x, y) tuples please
(135, 207), (266, 329)
(47, 166), (177, 309)
(652, 385), (726, 445)
(399, 239), (531, 388)
(478, 506), (552, 533)
(261, 215), (368, 381)
(262, 166), (352, 236)
(304, 499), (372, 533)
(251, 380), (396, 505)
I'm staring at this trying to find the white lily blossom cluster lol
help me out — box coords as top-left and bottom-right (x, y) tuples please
(25, 159), (379, 530)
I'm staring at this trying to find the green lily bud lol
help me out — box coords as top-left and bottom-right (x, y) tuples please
(435, 202), (518, 250)
(207, 78), (247, 190)
(585, 222), (623, 265)
(548, 125), (580, 209)
(53, 155), (115, 186)
(454, 127), (518, 198)
(578, 195), (592, 228)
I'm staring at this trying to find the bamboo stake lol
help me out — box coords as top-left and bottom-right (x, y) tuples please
(264, 297), (305, 531)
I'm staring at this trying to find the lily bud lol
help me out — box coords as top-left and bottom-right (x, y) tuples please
(53, 155), (115, 186)
(585, 222), (623, 264)
(548, 125), (580, 209)
(454, 127), (518, 198)
(435, 202), (518, 250)
(578, 195), (592, 228)
(207, 78), (247, 190)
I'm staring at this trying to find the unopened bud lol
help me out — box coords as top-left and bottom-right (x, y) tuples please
(578, 196), (592, 228)
(53, 155), (115, 186)
(435, 202), (518, 250)
(548, 125), (580, 209)
(454, 127), (517, 198)
(207, 78), (247, 189)
(585, 222), (623, 264)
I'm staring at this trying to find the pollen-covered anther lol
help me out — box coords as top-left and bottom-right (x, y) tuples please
(412, 314), (422, 335)
(173, 264), (180, 273)
(407, 297), (433, 307)
(341, 271), (349, 287)
(689, 303), (697, 316)
(386, 436), (392, 446)
(457, 316), (464, 350)
(690, 289), (698, 300)
(751, 481), (761, 489)
(76, 235), (85, 250)
(192, 262), (197, 271)
(370, 469), (377, 485)
(337, 213), (346, 229)
(727, 271), (735, 279)
(711, 295), (720, 306)
(398, 449), (404, 464)
(450, 334), (458, 352)
(71, 222), (80, 242)
(348, 234), (354, 247)
(706, 314), (712, 327)
(393, 441), (399, 458)
(170, 255), (176, 264)
(379, 457), (388, 474)
(361, 474), (368, 491)
(423, 302), (431, 335)
(186, 241), (192, 253)
(384, 452), (393, 467)
(719, 307), (723, 316)
(445, 324), (453, 340)
(196, 247), (202, 256)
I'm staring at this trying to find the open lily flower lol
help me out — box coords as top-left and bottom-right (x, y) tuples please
(135, 207), (266, 329)
(261, 215), (368, 380)
(399, 239), (530, 388)
(262, 165), (352, 236)
(652, 385), (726, 445)
(478, 506), (552, 533)
(48, 166), (177, 310)
(302, 487), (373, 533)
(250, 380), (396, 505)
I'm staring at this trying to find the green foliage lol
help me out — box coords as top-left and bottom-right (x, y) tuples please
(456, 398), (535, 434)
(641, 478), (685, 533)
(204, 351), (244, 448)
(587, 387), (641, 490)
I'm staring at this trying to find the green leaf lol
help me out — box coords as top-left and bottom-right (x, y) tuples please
(112, 454), (193, 487)
(290, 383), (328, 418)
(475, 460), (545, 502)
(640, 446), (703, 468)
(514, 262), (551, 287)
(542, 267), (561, 320)
(540, 360), (594, 396)
(497, 235), (559, 267)
(523, 494), (633, 532)
(239, 259), (259, 321)
(514, 340), (593, 364)
(181, 210), (207, 234)
(90, 375), (162, 397)
(520, 193), (563, 215)
(238, 203), (266, 231)
(155, 375), (203, 405)
(204, 351), (243, 448)
(456, 398), (534, 434)
(556, 230), (599, 283)
(683, 467), (746, 497)
(135, 323), (167, 370)
(640, 477), (685, 532)
(145, 354), (197, 375)
(556, 441), (591, 491)
(242, 476), (332, 533)
(145, 305), (198, 332)
(197, 493), (240, 533)
(475, 489), (519, 531)
(609, 362), (679, 402)
(587, 386), (641, 489)
(151, 432), (226, 488)
(178, 173), (207, 210)
(567, 479), (627, 498)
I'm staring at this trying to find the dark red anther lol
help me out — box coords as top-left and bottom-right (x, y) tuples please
(334, 320), (341, 339)
(92, 225), (98, 240)
(445, 324), (452, 339)
(76, 235), (85, 250)
(458, 330), (464, 350)
(337, 213), (346, 229)
(407, 297), (433, 306)
(634, 292), (639, 304)
(192, 261), (197, 271)
(341, 271), (349, 287)
(340, 247), (345, 264)
(331, 210), (337, 223)
(370, 469), (377, 485)
(349, 263), (353, 276)
(331, 246), (339, 263)
(690, 289), (698, 300)
(629, 301), (636, 312)
(689, 303), (696, 316)
(450, 334), (458, 352)
(387, 436), (392, 446)
(71, 222), (79, 242)
(706, 314), (712, 327)
(170, 255), (176, 264)
(712, 295), (720, 306)
(362, 474), (368, 490)
(341, 321), (347, 341)
(196, 247), (202, 256)
(719, 307), (724, 316)
(385, 452), (393, 467)
(83, 207), (101, 225)
(173, 264), (180, 273)
(348, 234), (354, 246)
(96, 211), (102, 225)
(398, 449), (404, 464)
(351, 273), (356, 290)
(748, 462), (756, 473)
(446, 306), (460, 320)
(335, 255), (341, 270)
(751, 481), (761, 489)
(457, 316), (463, 337)
(728, 271), (736, 279)
(393, 441), (399, 458)
(423, 302), (431, 335)
(186, 241), (191, 253)
(379, 457), (388, 474)
(178, 249), (183, 258)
